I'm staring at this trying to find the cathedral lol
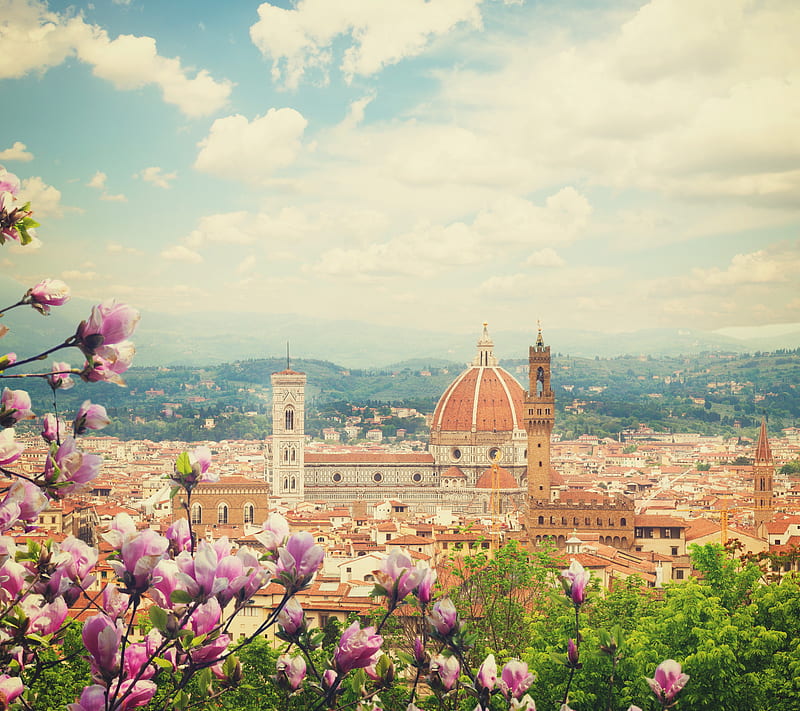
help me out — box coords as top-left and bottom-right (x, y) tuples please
(266, 325), (636, 547)
(178, 325), (636, 548)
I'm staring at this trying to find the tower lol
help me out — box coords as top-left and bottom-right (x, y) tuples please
(524, 325), (555, 503)
(269, 368), (306, 505)
(753, 418), (774, 530)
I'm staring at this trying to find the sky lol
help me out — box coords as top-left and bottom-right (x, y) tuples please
(1, 0), (799, 341)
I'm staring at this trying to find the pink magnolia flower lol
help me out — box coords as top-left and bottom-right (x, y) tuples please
(122, 641), (155, 680)
(149, 559), (184, 609)
(0, 674), (23, 708)
(68, 685), (106, 711)
(0, 388), (34, 427)
(0, 479), (47, 527)
(255, 512), (289, 553)
(566, 638), (581, 668)
(0, 353), (15, 369)
(82, 614), (122, 678)
(24, 596), (68, 636)
(0, 558), (28, 603)
(42, 413), (68, 444)
(561, 560), (590, 606)
(26, 278), (70, 314)
(44, 436), (102, 495)
(190, 598), (222, 636)
(0, 167), (20, 196)
(165, 517), (192, 553)
(76, 300), (140, 355)
(334, 621), (383, 674)
(500, 659), (535, 700)
(73, 400), (110, 435)
(0, 429), (23, 466)
(276, 653), (307, 691)
(377, 549), (425, 606)
(429, 654), (460, 691)
(646, 659), (689, 705)
(101, 584), (130, 619)
(415, 565), (436, 605)
(510, 695), (537, 711)
(428, 598), (459, 637)
(189, 633), (230, 666)
(81, 342), (135, 386)
(116, 528), (169, 594)
(114, 679), (158, 710)
(48, 361), (74, 390)
(412, 637), (426, 665)
(277, 597), (305, 637)
(476, 653), (497, 691)
(275, 532), (324, 592)
(175, 540), (226, 601)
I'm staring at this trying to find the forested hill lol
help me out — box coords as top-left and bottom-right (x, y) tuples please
(20, 349), (799, 443)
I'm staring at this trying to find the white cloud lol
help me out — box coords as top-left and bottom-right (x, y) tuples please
(0, 142), (33, 162)
(194, 109), (308, 183)
(690, 248), (797, 288)
(87, 171), (107, 190)
(237, 255), (256, 275)
(311, 187), (591, 278)
(135, 166), (177, 189)
(61, 269), (98, 280)
(526, 248), (565, 268)
(107, 243), (143, 255)
(250, 0), (483, 88)
(0, 0), (231, 117)
(100, 192), (127, 202)
(160, 245), (203, 263)
(18, 177), (62, 218)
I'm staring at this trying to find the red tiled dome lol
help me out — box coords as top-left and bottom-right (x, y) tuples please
(431, 365), (524, 433)
(475, 466), (520, 489)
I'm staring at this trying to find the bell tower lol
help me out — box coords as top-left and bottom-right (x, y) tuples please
(753, 418), (774, 530)
(269, 367), (306, 505)
(524, 324), (555, 502)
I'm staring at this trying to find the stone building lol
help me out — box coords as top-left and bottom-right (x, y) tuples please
(272, 324), (527, 515)
(173, 476), (270, 537)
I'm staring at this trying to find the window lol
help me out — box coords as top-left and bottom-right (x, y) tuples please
(217, 503), (228, 525)
(451, 448), (462, 461)
(291, 477), (296, 490)
(243, 504), (255, 524)
(373, 472), (383, 483)
(285, 407), (294, 430)
(671, 546), (678, 556)
(674, 569), (685, 580)
(320, 615), (330, 628)
(412, 472), (422, 483)
(538, 516), (544, 525)
(333, 472), (342, 483)
(662, 528), (672, 539)
(620, 518), (627, 526)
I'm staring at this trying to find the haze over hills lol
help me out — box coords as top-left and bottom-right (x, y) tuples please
(2, 282), (799, 368)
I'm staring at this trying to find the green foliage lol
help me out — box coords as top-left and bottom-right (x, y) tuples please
(23, 619), (92, 711)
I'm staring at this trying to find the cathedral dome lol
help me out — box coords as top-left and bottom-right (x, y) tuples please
(430, 325), (525, 434)
(474, 466), (520, 489)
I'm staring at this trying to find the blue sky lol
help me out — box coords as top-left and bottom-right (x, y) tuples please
(1, 0), (798, 341)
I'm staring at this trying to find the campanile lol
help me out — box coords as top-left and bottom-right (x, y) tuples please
(524, 325), (555, 502)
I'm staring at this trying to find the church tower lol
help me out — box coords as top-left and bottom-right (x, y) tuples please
(753, 418), (774, 530)
(269, 368), (306, 505)
(524, 325), (555, 502)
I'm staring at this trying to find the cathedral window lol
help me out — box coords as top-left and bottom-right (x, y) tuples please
(538, 516), (544, 525)
(218, 503), (228, 525)
(373, 472), (383, 483)
(244, 504), (255, 524)
(620, 518), (627, 526)
(333, 472), (342, 483)
(291, 477), (296, 490)
(191, 503), (202, 525)
(412, 473), (422, 483)
(285, 407), (294, 431)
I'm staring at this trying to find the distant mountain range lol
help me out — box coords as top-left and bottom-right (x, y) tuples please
(2, 282), (799, 369)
